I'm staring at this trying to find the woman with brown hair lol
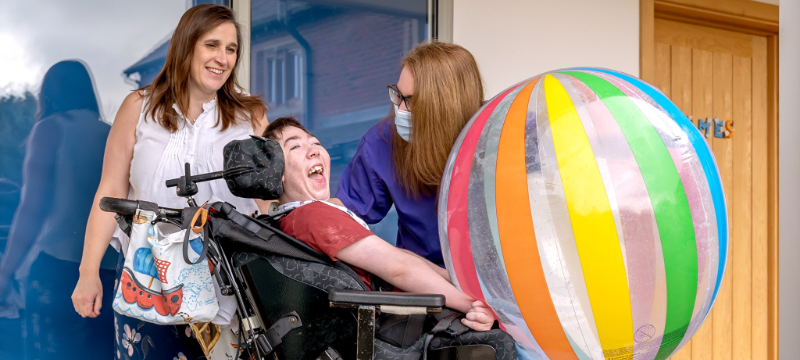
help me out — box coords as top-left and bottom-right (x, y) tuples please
(71, 4), (267, 359)
(336, 41), (484, 268)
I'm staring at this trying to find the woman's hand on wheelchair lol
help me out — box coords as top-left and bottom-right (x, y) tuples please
(461, 300), (495, 331)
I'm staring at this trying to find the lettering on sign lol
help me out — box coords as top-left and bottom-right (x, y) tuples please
(688, 116), (734, 139)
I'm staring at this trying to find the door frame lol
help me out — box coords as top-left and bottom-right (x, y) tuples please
(640, 0), (779, 358)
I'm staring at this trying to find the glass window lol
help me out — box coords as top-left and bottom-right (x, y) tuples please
(0, 2), (201, 358)
(250, 0), (429, 242)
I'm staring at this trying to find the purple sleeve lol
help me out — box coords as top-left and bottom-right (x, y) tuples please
(335, 135), (393, 224)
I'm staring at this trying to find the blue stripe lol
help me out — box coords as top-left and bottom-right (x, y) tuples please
(571, 67), (728, 316)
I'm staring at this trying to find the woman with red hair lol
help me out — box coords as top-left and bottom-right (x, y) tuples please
(336, 41), (484, 269)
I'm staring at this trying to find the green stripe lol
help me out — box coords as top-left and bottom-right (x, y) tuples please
(560, 71), (698, 360)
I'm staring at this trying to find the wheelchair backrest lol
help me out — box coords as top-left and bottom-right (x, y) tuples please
(240, 255), (362, 360)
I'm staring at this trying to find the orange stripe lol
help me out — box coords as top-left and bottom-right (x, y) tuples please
(496, 78), (578, 359)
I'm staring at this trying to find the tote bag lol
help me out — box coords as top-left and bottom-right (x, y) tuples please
(112, 208), (219, 324)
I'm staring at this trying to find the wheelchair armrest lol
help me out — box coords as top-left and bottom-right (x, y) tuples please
(330, 289), (445, 360)
(328, 289), (444, 313)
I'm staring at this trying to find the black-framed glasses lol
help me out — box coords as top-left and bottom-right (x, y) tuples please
(388, 84), (413, 111)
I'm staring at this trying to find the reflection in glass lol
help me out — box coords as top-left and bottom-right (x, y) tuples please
(0, 60), (115, 359)
(0, 2), (193, 358)
(250, 0), (428, 242)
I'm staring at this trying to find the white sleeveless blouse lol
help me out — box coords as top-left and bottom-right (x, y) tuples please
(111, 98), (259, 255)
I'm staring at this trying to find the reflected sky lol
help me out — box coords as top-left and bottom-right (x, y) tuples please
(0, 0), (187, 121)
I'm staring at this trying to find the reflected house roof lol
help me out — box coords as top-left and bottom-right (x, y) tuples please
(123, 36), (171, 88)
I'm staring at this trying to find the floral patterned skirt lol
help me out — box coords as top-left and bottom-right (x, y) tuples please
(113, 252), (206, 360)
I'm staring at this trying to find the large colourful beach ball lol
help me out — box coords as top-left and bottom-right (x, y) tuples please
(438, 68), (728, 360)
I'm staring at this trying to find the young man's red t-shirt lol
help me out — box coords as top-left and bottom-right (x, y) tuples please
(278, 201), (375, 287)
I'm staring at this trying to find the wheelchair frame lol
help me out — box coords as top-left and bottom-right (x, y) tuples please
(100, 163), (478, 360)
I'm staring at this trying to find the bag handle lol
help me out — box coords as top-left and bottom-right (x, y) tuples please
(183, 206), (210, 265)
(191, 208), (208, 233)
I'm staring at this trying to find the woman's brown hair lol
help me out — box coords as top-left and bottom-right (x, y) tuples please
(141, 4), (266, 132)
(392, 41), (484, 197)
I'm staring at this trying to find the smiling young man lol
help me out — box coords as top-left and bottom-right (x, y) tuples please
(262, 117), (493, 331)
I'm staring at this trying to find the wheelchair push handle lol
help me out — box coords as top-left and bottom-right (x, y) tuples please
(99, 197), (182, 219)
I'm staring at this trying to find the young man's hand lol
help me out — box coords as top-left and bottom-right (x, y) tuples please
(337, 236), (493, 328)
(461, 300), (495, 331)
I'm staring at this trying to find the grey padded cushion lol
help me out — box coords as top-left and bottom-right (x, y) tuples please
(264, 255), (368, 292)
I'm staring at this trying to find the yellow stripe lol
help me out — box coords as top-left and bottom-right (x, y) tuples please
(544, 74), (633, 352)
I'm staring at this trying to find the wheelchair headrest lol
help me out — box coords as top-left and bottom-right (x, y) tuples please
(222, 136), (284, 200)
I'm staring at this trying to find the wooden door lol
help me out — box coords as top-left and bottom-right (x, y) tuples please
(651, 18), (769, 360)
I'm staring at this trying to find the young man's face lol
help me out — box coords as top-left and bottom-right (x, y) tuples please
(276, 126), (331, 203)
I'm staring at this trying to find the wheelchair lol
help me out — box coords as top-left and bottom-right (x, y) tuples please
(100, 140), (518, 360)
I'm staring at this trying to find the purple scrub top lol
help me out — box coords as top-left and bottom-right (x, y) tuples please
(335, 118), (443, 266)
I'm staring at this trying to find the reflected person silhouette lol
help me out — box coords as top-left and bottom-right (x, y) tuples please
(0, 60), (116, 358)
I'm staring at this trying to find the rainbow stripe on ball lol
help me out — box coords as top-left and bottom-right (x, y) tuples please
(439, 68), (727, 360)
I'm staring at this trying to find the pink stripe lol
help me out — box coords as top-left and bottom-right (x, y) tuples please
(446, 85), (520, 301)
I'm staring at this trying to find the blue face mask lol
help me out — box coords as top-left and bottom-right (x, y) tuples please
(394, 105), (413, 142)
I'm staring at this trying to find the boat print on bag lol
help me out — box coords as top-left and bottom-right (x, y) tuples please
(119, 267), (184, 316)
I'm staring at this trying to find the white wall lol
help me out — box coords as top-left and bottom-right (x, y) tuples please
(452, 0), (639, 99)
(780, 1), (800, 358)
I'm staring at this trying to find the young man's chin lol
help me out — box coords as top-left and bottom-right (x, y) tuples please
(309, 185), (330, 201)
